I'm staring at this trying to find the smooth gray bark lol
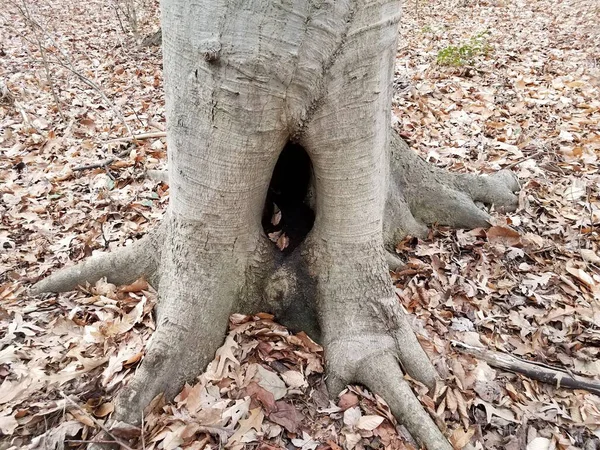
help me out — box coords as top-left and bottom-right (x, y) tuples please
(33, 0), (520, 448)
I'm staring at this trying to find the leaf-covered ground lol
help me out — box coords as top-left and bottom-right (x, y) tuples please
(1, 0), (599, 449)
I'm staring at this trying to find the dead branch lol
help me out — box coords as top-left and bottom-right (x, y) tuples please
(17, 0), (65, 120)
(452, 341), (600, 396)
(13, 5), (132, 135)
(503, 150), (544, 170)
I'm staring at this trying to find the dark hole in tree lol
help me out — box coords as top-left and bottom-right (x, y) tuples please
(262, 142), (315, 254)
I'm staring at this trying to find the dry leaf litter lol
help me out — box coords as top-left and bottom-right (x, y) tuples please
(0, 0), (599, 448)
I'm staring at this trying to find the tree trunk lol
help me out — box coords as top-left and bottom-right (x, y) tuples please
(33, 0), (519, 448)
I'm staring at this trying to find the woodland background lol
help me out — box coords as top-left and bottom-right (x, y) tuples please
(0, 0), (599, 448)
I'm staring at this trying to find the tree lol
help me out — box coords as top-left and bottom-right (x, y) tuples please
(33, 0), (519, 448)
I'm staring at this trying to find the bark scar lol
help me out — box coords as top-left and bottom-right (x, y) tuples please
(199, 38), (221, 62)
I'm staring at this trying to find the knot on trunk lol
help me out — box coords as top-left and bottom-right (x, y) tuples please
(200, 38), (221, 62)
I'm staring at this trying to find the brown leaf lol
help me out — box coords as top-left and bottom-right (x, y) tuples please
(245, 381), (277, 414)
(338, 392), (359, 411)
(294, 331), (323, 353)
(486, 226), (522, 247)
(70, 409), (94, 427)
(119, 278), (149, 293)
(356, 415), (384, 431)
(268, 401), (301, 433)
(326, 440), (344, 450)
(123, 351), (143, 366)
(229, 408), (264, 444)
(276, 233), (289, 251)
(445, 388), (458, 414)
(94, 402), (114, 417)
(454, 389), (470, 430)
(566, 264), (596, 289)
(449, 426), (475, 449)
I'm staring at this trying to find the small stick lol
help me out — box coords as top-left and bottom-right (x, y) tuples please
(503, 151), (543, 170)
(59, 391), (134, 450)
(73, 159), (117, 171)
(105, 131), (166, 143)
(73, 149), (131, 172)
(452, 341), (600, 396)
(141, 409), (146, 450)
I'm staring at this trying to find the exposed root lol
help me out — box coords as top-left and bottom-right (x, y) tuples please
(259, 252), (449, 448)
(356, 353), (452, 450)
(384, 131), (520, 246)
(385, 251), (405, 272)
(109, 215), (253, 426)
(294, 235), (451, 449)
(31, 224), (164, 294)
(373, 297), (439, 390)
(114, 326), (193, 424)
(33, 225), (452, 449)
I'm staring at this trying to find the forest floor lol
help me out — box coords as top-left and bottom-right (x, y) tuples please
(1, 0), (599, 449)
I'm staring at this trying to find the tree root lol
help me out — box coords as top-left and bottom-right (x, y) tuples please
(280, 235), (451, 449)
(356, 353), (452, 450)
(31, 223), (164, 294)
(372, 296), (439, 390)
(36, 230), (454, 449)
(384, 132), (520, 248)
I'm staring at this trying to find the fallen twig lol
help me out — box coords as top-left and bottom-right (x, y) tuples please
(73, 159), (118, 172)
(73, 149), (131, 171)
(452, 341), (600, 396)
(59, 391), (134, 450)
(105, 131), (166, 143)
(503, 150), (543, 170)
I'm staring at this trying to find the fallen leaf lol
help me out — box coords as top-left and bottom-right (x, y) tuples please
(527, 437), (552, 450)
(268, 401), (300, 433)
(94, 402), (114, 417)
(253, 364), (287, 400)
(449, 427), (475, 449)
(486, 226), (521, 247)
(356, 415), (384, 431)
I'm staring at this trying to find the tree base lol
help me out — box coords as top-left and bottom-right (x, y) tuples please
(33, 133), (518, 450)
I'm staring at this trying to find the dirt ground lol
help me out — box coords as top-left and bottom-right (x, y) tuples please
(1, 0), (599, 449)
